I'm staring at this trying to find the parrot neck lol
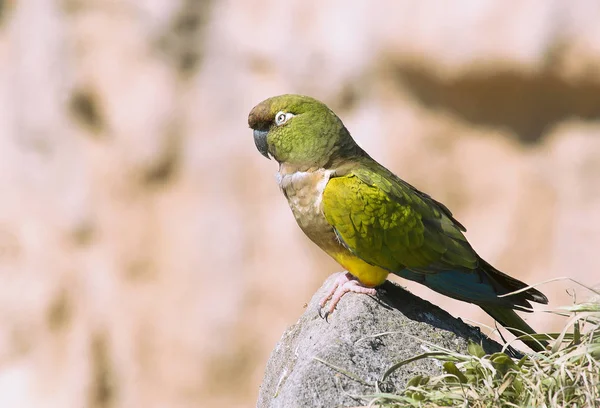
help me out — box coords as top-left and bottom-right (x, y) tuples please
(275, 143), (368, 175)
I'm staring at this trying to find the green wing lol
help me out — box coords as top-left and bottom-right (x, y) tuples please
(322, 164), (478, 273)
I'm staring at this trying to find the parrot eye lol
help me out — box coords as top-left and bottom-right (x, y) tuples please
(275, 111), (294, 126)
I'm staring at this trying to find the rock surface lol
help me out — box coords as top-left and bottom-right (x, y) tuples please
(258, 274), (502, 408)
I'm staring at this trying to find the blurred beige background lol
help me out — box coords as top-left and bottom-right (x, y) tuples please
(0, 1), (599, 407)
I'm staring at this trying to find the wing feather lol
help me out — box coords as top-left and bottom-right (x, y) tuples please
(322, 165), (477, 273)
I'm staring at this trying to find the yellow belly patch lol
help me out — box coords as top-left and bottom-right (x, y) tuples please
(331, 251), (389, 287)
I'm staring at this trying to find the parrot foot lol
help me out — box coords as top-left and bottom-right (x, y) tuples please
(318, 272), (377, 319)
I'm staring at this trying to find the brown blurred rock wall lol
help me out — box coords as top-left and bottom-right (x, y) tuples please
(0, 1), (599, 407)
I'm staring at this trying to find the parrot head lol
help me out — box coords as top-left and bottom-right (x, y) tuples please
(248, 94), (361, 169)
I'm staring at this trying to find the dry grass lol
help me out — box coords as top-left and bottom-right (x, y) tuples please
(364, 287), (600, 407)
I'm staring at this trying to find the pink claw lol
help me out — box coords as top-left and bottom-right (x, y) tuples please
(319, 271), (377, 316)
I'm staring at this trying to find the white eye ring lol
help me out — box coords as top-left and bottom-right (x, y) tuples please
(275, 111), (294, 126)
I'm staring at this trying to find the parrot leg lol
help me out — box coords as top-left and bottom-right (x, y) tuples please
(319, 271), (377, 317)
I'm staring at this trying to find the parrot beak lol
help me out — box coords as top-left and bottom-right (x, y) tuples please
(253, 129), (270, 159)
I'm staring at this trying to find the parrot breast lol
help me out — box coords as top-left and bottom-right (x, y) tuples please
(276, 168), (336, 249)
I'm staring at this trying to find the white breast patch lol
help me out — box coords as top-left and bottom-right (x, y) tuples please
(276, 169), (333, 211)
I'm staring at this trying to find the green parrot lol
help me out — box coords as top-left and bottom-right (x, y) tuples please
(248, 94), (548, 352)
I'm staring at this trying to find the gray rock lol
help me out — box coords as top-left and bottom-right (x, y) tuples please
(257, 274), (503, 408)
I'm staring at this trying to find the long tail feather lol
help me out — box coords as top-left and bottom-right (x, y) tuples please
(480, 305), (548, 352)
(479, 259), (548, 306)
